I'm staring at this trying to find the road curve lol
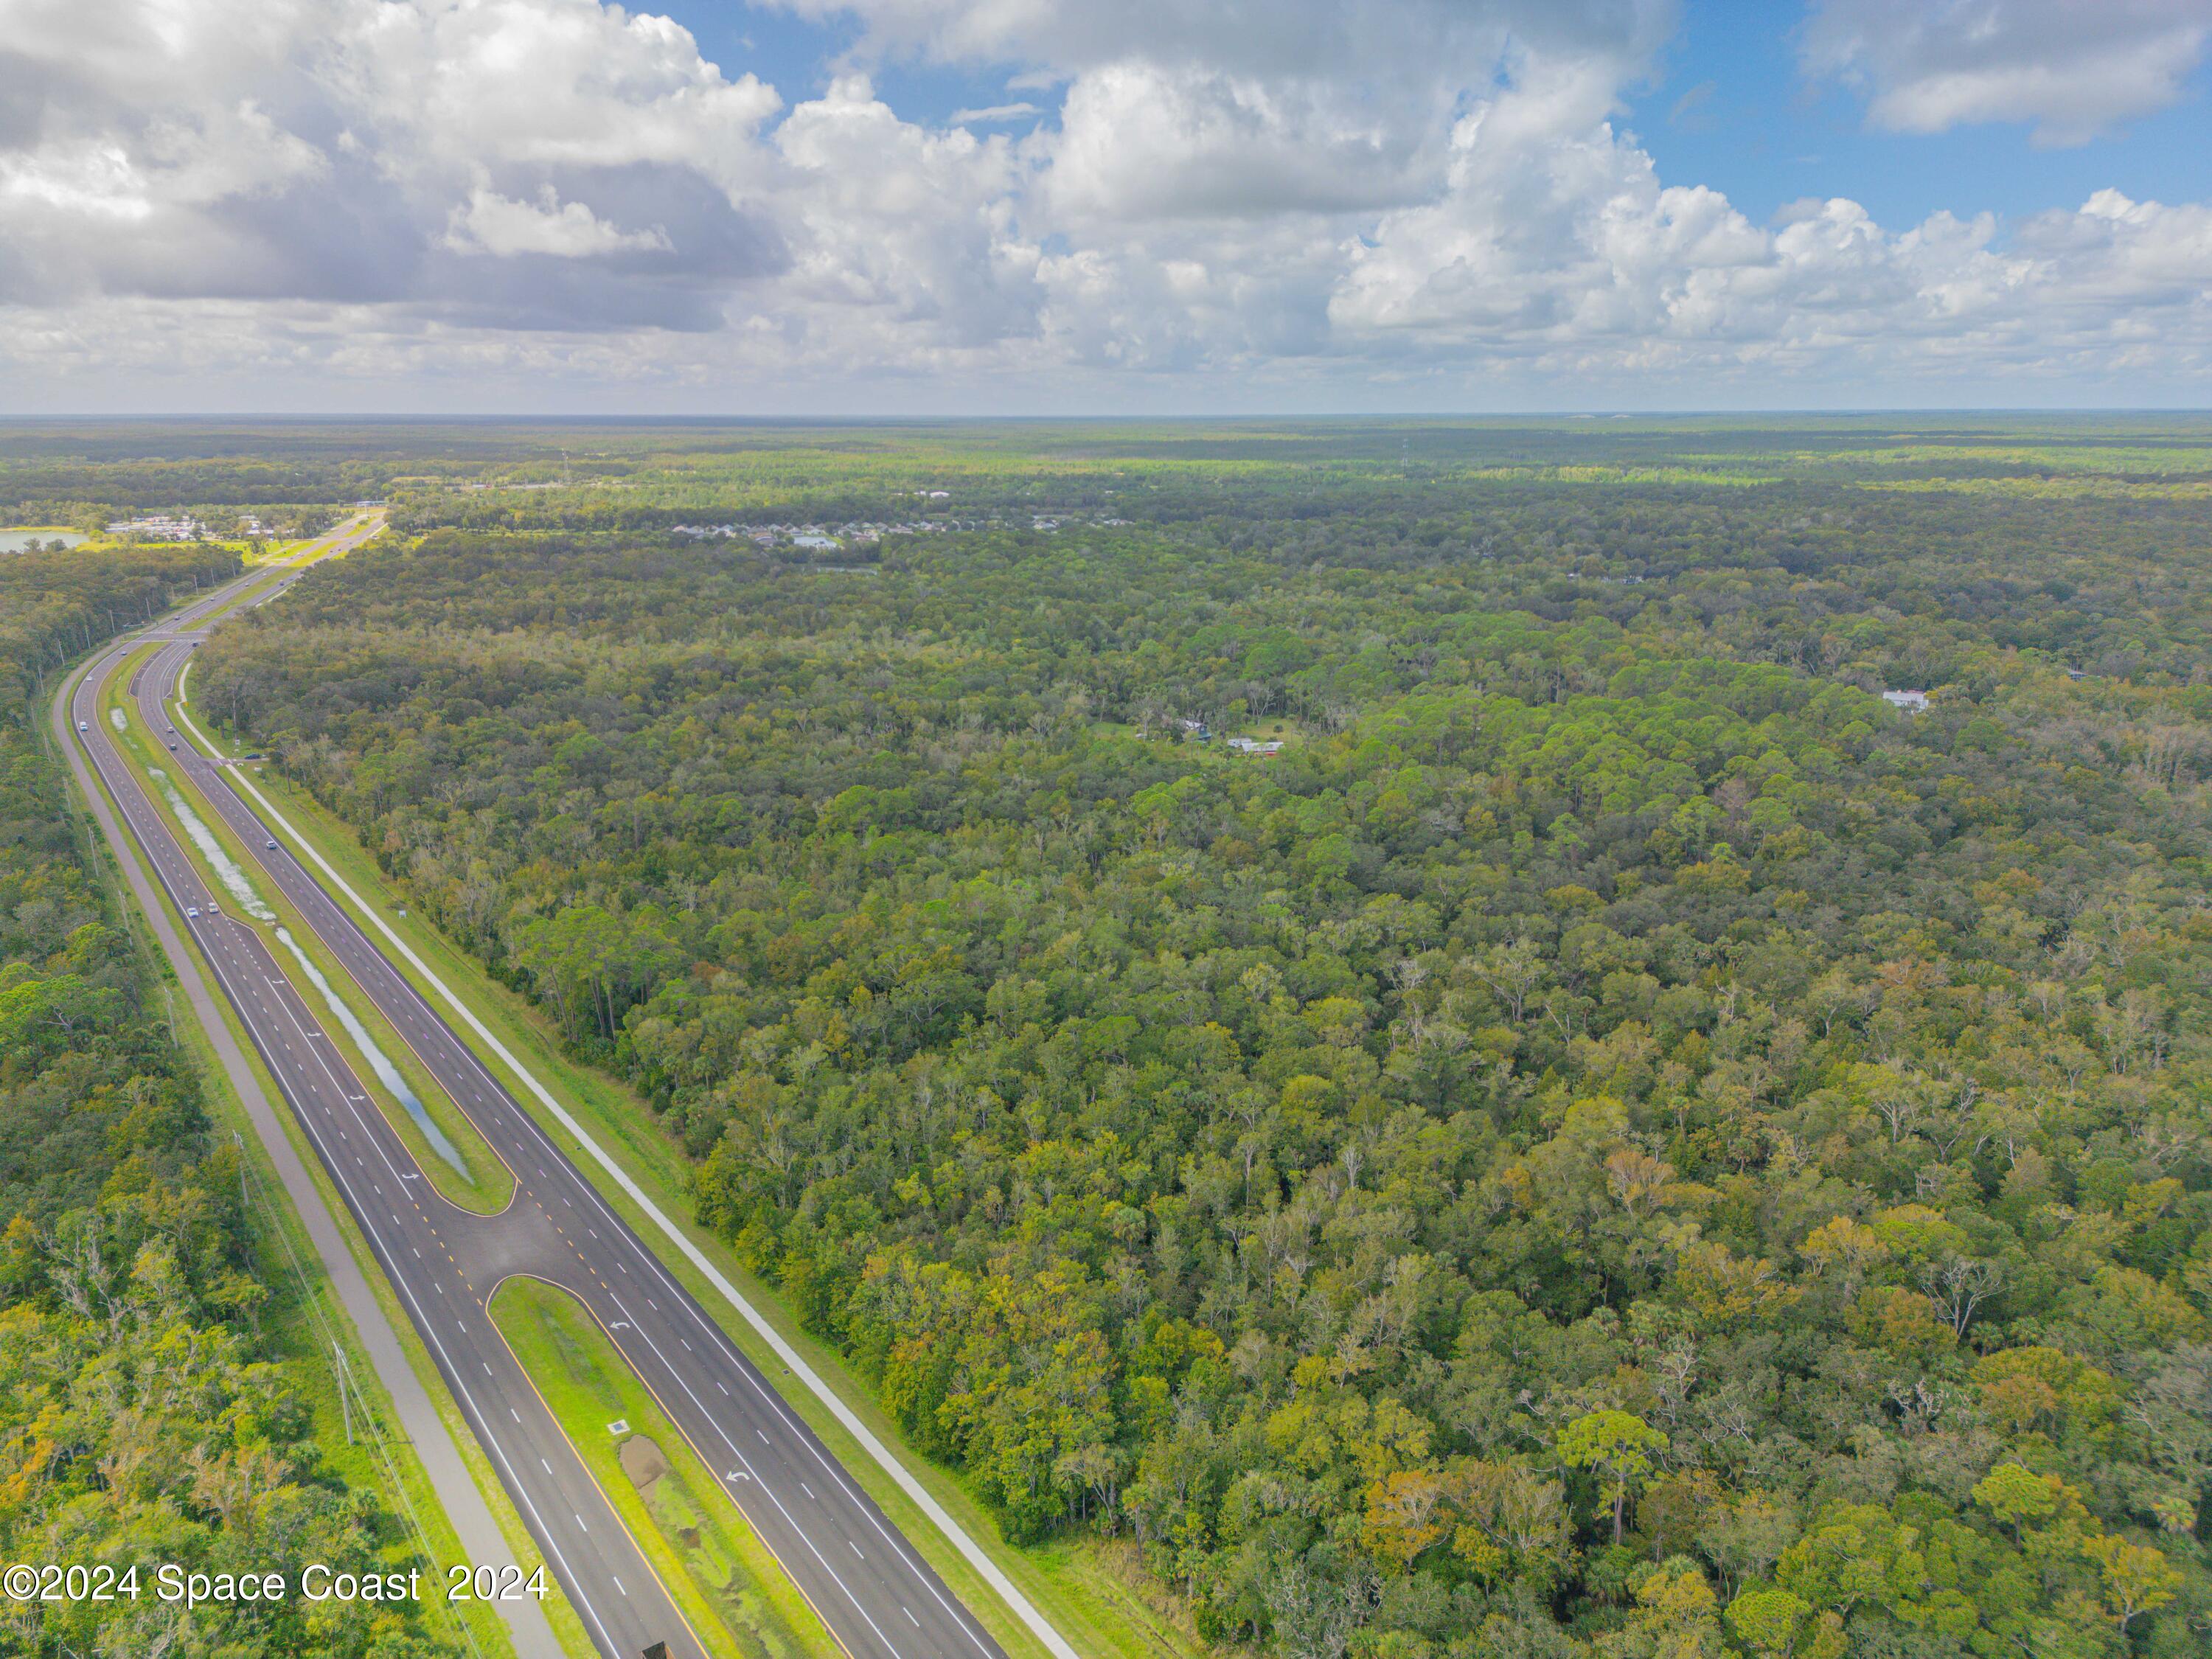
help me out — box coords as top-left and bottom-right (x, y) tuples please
(71, 544), (1009, 1659)
(52, 522), (562, 1659)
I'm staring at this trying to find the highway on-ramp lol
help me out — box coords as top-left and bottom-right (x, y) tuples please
(66, 549), (1012, 1659)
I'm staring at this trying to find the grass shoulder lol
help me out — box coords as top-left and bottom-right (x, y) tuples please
(100, 653), (515, 1214)
(63, 648), (598, 1659)
(65, 740), (520, 1659)
(205, 740), (1210, 1659)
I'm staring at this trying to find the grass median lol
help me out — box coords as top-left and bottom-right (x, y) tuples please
(100, 646), (515, 1216)
(178, 675), (1208, 1659)
(491, 1277), (841, 1659)
(57, 652), (566, 1659)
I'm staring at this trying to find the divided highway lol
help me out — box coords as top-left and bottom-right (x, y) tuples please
(66, 552), (1010, 1659)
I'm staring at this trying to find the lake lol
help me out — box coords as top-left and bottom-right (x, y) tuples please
(0, 529), (87, 553)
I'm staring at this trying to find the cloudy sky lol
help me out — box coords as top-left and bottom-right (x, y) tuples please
(3, 0), (2209, 413)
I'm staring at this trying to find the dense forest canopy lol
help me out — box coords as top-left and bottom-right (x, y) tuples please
(184, 419), (2212, 1658)
(0, 539), (458, 1656)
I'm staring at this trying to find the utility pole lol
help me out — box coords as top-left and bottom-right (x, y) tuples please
(335, 1341), (354, 1445)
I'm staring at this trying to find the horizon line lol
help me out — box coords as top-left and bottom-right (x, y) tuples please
(4, 407), (2212, 425)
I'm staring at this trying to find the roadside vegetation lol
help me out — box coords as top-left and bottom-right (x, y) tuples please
(94, 650), (514, 1214)
(23, 416), (2212, 1659)
(490, 1276), (839, 1659)
(0, 540), (470, 1656)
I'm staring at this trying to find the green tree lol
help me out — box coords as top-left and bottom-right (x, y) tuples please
(1556, 1409), (1668, 1545)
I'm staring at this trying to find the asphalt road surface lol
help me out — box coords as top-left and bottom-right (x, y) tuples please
(69, 553), (1009, 1659)
(55, 519), (560, 1659)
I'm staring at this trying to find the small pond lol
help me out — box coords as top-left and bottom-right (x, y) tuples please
(0, 529), (88, 553)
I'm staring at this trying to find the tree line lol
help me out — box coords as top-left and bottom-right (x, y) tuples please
(0, 543), (459, 1658)
(196, 428), (2212, 1659)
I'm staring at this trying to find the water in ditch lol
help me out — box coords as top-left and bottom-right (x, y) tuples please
(149, 767), (274, 922)
(272, 926), (475, 1183)
(147, 767), (473, 1183)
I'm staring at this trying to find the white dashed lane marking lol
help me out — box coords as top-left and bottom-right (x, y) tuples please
(85, 632), (994, 1659)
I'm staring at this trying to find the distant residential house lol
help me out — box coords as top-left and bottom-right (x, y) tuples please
(1179, 718), (1211, 742)
(1882, 689), (1931, 714)
(1226, 737), (1284, 756)
(793, 533), (841, 550)
(108, 514), (204, 540)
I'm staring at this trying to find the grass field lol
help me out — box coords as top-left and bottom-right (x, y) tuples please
(491, 1277), (841, 1659)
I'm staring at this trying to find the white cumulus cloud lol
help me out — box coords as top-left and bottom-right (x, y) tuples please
(0, 0), (2208, 406)
(446, 185), (673, 257)
(1804, 0), (2212, 145)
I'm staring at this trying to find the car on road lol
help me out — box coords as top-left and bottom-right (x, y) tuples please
(266, 838), (278, 849)
(166, 742), (175, 751)
(77, 720), (87, 730)
(187, 906), (200, 918)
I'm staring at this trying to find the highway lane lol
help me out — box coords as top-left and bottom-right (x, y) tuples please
(74, 568), (696, 1659)
(82, 554), (1009, 1659)
(60, 518), (566, 1659)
